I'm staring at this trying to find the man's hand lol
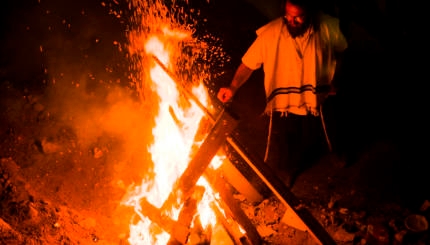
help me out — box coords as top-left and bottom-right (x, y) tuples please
(328, 85), (337, 96)
(217, 87), (234, 103)
(216, 63), (253, 103)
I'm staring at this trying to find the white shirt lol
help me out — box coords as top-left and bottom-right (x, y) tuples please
(242, 13), (348, 116)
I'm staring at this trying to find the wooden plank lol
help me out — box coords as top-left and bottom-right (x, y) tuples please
(205, 168), (262, 245)
(161, 109), (239, 214)
(151, 53), (335, 244)
(167, 188), (201, 245)
(225, 135), (337, 245)
(218, 156), (264, 204)
(139, 198), (190, 244)
(177, 109), (239, 195)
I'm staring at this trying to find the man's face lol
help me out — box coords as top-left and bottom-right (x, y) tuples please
(284, 1), (309, 38)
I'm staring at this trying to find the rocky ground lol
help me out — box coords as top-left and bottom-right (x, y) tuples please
(1, 78), (430, 245)
(1, 0), (430, 244)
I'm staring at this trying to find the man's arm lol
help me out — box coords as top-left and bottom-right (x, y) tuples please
(330, 50), (346, 94)
(217, 63), (254, 103)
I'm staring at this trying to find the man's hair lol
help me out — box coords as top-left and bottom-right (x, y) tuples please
(281, 0), (318, 14)
(281, 0), (320, 31)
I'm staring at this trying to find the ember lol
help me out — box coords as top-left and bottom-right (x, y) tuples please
(120, 0), (234, 244)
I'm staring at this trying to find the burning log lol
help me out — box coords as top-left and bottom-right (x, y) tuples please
(160, 108), (239, 214)
(210, 202), (245, 245)
(151, 54), (215, 122)
(176, 109), (239, 197)
(149, 53), (336, 245)
(167, 186), (204, 245)
(204, 167), (262, 245)
(139, 198), (190, 244)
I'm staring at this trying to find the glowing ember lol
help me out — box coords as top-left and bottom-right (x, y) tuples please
(120, 0), (229, 244)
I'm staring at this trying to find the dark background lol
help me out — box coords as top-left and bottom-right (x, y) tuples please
(1, 0), (429, 208)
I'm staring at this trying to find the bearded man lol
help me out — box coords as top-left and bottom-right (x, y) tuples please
(217, 0), (348, 188)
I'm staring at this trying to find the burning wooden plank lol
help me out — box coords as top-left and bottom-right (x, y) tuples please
(149, 52), (336, 245)
(137, 109), (240, 244)
(210, 202), (245, 245)
(205, 167), (262, 245)
(167, 186), (201, 245)
(160, 108), (239, 213)
(176, 109), (239, 197)
(139, 198), (190, 244)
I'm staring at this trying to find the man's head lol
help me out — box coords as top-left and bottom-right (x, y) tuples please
(282, 0), (316, 38)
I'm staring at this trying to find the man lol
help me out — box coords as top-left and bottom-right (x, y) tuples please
(217, 0), (348, 187)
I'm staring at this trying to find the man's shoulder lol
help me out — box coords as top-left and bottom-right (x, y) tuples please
(317, 13), (347, 50)
(318, 13), (341, 29)
(256, 17), (284, 36)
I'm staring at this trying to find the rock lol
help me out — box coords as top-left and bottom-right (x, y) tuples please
(367, 223), (390, 244)
(40, 138), (61, 154)
(32, 103), (45, 112)
(339, 208), (349, 215)
(0, 217), (23, 243)
(394, 230), (407, 243)
(256, 224), (276, 237)
(332, 226), (355, 242)
(420, 200), (430, 212)
(93, 147), (104, 159)
(404, 214), (428, 233)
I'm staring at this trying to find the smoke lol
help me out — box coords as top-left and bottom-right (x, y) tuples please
(10, 0), (156, 181)
(1, 0), (231, 183)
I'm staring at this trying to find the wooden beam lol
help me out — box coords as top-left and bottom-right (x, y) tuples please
(160, 109), (239, 213)
(225, 135), (337, 245)
(139, 198), (190, 244)
(205, 167), (262, 245)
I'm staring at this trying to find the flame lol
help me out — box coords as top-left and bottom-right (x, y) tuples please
(121, 1), (229, 244)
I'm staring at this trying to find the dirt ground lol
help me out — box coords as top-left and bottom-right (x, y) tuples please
(1, 0), (430, 244)
(1, 81), (430, 245)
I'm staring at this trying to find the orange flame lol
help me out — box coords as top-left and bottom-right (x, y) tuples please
(121, 1), (228, 244)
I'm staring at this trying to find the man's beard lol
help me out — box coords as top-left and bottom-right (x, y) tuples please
(286, 22), (310, 38)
